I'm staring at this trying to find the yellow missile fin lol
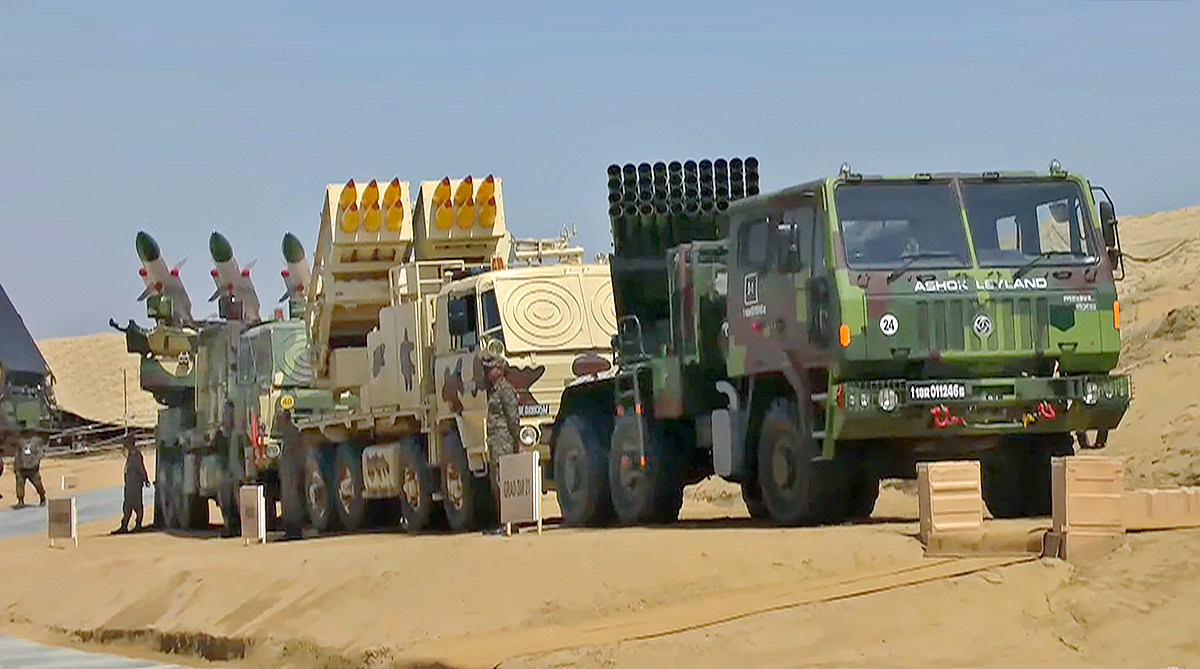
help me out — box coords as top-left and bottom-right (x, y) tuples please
(479, 196), (497, 228)
(432, 177), (451, 207)
(453, 176), (473, 206)
(456, 197), (476, 229)
(435, 197), (454, 230)
(338, 179), (357, 213)
(383, 178), (405, 231)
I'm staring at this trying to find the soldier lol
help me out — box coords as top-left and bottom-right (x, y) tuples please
(482, 353), (520, 524)
(13, 435), (46, 508)
(114, 433), (150, 533)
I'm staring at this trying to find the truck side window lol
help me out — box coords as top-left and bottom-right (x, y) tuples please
(738, 218), (771, 271)
(782, 201), (816, 272)
(479, 289), (504, 345)
(448, 294), (478, 351)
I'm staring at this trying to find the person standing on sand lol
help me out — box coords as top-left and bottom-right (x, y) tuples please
(114, 433), (149, 533)
(13, 435), (46, 508)
(482, 353), (520, 530)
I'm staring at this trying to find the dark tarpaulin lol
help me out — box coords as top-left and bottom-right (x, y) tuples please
(0, 281), (48, 378)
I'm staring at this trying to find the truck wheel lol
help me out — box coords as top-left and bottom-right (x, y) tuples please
(1025, 433), (1075, 517)
(164, 458), (188, 530)
(305, 447), (340, 533)
(981, 440), (1028, 519)
(279, 447), (306, 538)
(844, 470), (880, 521)
(554, 415), (614, 527)
(440, 429), (489, 532)
(398, 438), (440, 533)
(217, 474), (240, 537)
(756, 397), (832, 526)
(608, 418), (681, 525)
(185, 492), (209, 531)
(334, 444), (367, 531)
(740, 481), (770, 520)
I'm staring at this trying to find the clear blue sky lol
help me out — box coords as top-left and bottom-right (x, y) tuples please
(2, 1), (1197, 338)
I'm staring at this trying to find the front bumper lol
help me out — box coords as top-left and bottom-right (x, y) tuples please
(830, 374), (1131, 439)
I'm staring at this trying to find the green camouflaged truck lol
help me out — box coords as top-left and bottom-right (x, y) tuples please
(551, 158), (1130, 527)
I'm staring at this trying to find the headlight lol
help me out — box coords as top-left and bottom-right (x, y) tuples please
(279, 394), (295, 410)
(519, 425), (539, 447)
(1083, 382), (1099, 405)
(877, 388), (899, 412)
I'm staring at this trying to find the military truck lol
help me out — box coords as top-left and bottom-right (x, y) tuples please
(117, 231), (329, 535)
(0, 281), (57, 462)
(550, 158), (1131, 527)
(279, 175), (616, 536)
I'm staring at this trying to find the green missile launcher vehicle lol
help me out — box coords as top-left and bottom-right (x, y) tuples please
(551, 158), (1130, 527)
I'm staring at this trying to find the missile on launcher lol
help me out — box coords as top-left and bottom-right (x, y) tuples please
(135, 231), (194, 325)
(208, 231), (261, 323)
(280, 232), (311, 304)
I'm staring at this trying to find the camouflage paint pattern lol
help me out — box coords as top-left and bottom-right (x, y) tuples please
(721, 170), (1130, 455)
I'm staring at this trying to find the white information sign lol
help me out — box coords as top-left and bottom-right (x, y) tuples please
(239, 484), (266, 545)
(47, 497), (77, 547)
(499, 451), (542, 535)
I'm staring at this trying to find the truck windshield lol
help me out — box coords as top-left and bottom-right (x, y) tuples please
(961, 180), (1098, 267)
(835, 181), (971, 270)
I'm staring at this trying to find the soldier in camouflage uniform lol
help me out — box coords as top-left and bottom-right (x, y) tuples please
(13, 435), (46, 508)
(482, 353), (521, 520)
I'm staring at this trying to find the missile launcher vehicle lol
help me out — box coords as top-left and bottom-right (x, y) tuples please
(117, 231), (328, 535)
(278, 175), (617, 536)
(550, 158), (1131, 527)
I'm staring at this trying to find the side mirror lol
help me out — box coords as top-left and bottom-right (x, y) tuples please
(1099, 201), (1118, 248)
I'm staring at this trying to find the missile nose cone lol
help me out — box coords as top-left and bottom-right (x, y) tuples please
(209, 232), (234, 263)
(282, 232), (306, 263)
(135, 231), (161, 263)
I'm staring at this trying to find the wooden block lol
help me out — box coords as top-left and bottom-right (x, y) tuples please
(1043, 530), (1124, 563)
(1051, 455), (1124, 534)
(1124, 487), (1200, 531)
(917, 460), (983, 543)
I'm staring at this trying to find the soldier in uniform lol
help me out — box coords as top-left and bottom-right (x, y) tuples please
(13, 435), (46, 508)
(482, 354), (521, 524)
(114, 433), (150, 533)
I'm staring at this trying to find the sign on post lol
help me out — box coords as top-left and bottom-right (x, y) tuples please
(499, 451), (542, 535)
(61, 475), (78, 491)
(239, 484), (266, 545)
(48, 497), (77, 548)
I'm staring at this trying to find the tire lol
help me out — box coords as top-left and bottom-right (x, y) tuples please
(398, 438), (442, 533)
(305, 446), (340, 533)
(756, 397), (834, 526)
(184, 490), (209, 531)
(334, 443), (367, 531)
(1025, 433), (1075, 517)
(279, 444), (307, 538)
(608, 418), (682, 525)
(160, 457), (183, 530)
(553, 414), (614, 527)
(844, 469), (880, 521)
(982, 434), (1044, 519)
(440, 429), (491, 532)
(216, 473), (240, 537)
(741, 481), (770, 520)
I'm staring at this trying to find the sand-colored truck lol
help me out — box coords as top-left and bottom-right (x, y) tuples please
(277, 175), (616, 535)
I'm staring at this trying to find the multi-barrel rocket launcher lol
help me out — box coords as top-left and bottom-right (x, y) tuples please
(304, 174), (510, 389)
(606, 157), (759, 258)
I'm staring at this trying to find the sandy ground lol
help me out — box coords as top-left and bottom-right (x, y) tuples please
(4, 206), (1197, 668)
(1, 448), (157, 501)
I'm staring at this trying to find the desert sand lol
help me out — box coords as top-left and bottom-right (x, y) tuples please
(1, 206), (1197, 668)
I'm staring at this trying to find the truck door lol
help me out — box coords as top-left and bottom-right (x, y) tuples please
(436, 291), (487, 461)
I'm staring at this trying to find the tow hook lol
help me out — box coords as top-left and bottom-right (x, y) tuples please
(930, 405), (963, 429)
(1038, 401), (1057, 421)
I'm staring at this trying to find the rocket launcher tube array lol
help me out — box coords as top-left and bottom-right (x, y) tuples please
(606, 156), (759, 257)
